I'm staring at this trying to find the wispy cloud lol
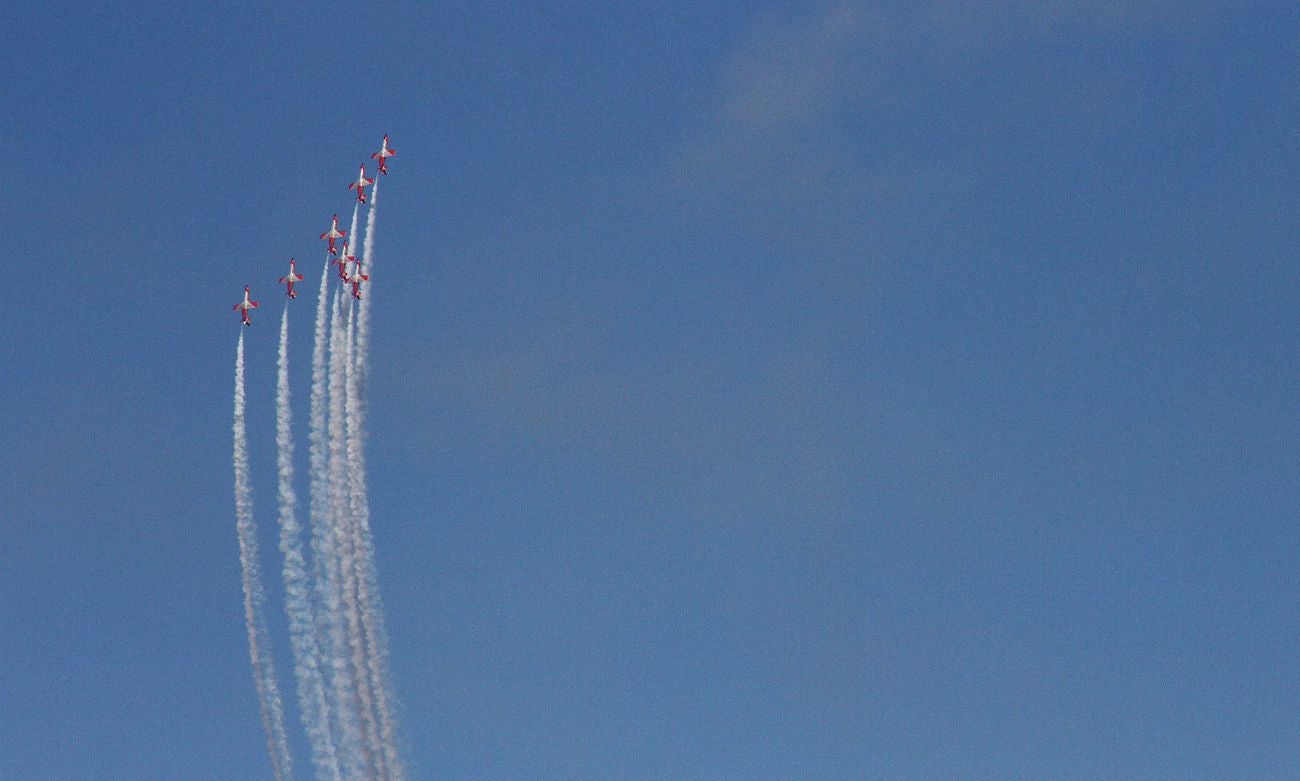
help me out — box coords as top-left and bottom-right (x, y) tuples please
(715, 6), (873, 134)
(673, 6), (877, 199)
(928, 0), (1230, 37)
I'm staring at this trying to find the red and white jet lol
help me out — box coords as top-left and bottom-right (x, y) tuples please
(371, 134), (396, 175)
(233, 286), (260, 326)
(279, 258), (305, 299)
(349, 164), (374, 203)
(331, 242), (356, 281)
(320, 214), (347, 255)
(348, 257), (369, 299)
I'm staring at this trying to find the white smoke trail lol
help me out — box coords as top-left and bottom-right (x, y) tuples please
(344, 306), (401, 781)
(335, 294), (385, 778)
(355, 177), (377, 391)
(307, 253), (351, 772)
(308, 258), (332, 538)
(324, 289), (367, 779)
(351, 178), (404, 781)
(277, 307), (341, 781)
(233, 332), (294, 781)
(347, 202), (360, 273)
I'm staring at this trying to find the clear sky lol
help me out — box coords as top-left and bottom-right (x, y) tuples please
(3, 2), (1298, 779)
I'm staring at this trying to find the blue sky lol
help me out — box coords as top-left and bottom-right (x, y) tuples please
(2, 2), (1298, 779)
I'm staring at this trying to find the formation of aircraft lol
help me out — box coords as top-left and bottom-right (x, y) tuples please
(233, 286), (260, 326)
(279, 258), (304, 299)
(349, 164), (374, 204)
(236, 136), (391, 324)
(372, 134), (396, 175)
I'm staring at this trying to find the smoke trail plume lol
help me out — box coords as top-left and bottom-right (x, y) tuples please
(347, 202), (360, 271)
(307, 258), (333, 536)
(345, 200), (362, 391)
(348, 181), (404, 780)
(344, 312), (384, 780)
(233, 332), (294, 781)
(335, 294), (386, 777)
(277, 307), (341, 781)
(323, 289), (367, 778)
(355, 177), (378, 391)
(307, 253), (350, 768)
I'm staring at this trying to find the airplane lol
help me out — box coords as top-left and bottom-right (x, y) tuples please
(349, 164), (374, 203)
(348, 258), (369, 299)
(279, 258), (304, 299)
(331, 242), (356, 281)
(320, 214), (347, 255)
(371, 134), (396, 175)
(233, 286), (259, 326)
